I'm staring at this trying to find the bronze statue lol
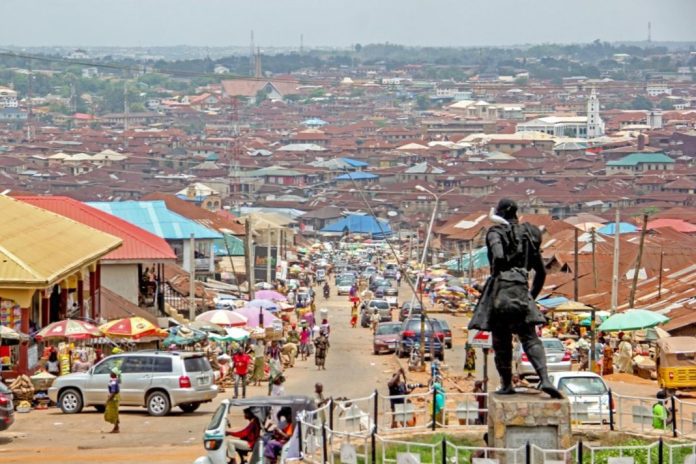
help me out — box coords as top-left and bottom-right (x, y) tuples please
(469, 199), (562, 399)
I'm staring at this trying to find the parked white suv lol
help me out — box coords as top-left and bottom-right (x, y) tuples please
(49, 351), (218, 416)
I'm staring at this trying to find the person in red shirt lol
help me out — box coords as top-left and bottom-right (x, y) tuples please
(232, 348), (252, 399)
(227, 407), (261, 460)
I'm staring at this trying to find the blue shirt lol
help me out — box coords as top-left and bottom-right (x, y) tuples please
(108, 378), (120, 394)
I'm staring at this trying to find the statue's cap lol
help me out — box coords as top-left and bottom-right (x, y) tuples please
(495, 198), (518, 218)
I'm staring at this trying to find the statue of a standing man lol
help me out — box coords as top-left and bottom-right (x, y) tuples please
(468, 199), (562, 399)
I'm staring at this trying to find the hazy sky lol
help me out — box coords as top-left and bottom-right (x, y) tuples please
(2, 0), (695, 48)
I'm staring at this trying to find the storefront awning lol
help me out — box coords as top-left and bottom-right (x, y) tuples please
(0, 196), (122, 289)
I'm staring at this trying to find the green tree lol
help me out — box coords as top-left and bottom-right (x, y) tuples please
(658, 99), (673, 110)
(416, 95), (430, 110)
(255, 89), (268, 105)
(629, 95), (653, 110)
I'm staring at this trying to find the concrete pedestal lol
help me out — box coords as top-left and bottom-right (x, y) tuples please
(488, 392), (572, 451)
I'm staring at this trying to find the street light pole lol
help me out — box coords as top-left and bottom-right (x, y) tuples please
(411, 185), (453, 370)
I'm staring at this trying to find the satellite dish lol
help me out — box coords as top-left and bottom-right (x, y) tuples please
(387, 210), (398, 217)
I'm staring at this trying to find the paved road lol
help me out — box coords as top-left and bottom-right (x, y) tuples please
(0, 285), (399, 464)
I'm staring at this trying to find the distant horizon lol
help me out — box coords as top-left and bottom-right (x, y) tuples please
(2, 0), (694, 48)
(2, 39), (695, 52)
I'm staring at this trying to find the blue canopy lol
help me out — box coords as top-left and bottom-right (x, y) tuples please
(537, 296), (570, 308)
(334, 172), (379, 181)
(444, 246), (489, 271)
(320, 214), (392, 238)
(212, 233), (245, 256)
(597, 222), (638, 235)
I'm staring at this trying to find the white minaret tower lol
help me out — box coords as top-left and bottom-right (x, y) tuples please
(586, 88), (605, 138)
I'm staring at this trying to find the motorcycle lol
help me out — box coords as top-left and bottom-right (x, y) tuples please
(323, 285), (330, 299)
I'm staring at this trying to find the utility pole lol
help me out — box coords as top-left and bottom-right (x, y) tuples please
(188, 234), (196, 322)
(591, 228), (598, 291)
(266, 225), (272, 284)
(573, 227), (579, 301)
(468, 241), (474, 283)
(610, 208), (620, 312)
(245, 218), (255, 299)
(628, 214), (649, 308)
(123, 82), (129, 132)
(657, 247), (664, 300)
(26, 61), (34, 142)
(276, 227), (282, 279)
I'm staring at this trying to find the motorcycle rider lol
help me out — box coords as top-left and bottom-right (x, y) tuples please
(323, 281), (330, 299)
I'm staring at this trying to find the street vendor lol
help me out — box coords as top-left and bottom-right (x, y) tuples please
(285, 324), (300, 345)
(618, 335), (634, 374)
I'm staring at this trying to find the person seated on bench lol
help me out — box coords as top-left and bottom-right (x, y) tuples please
(264, 406), (294, 463)
(227, 407), (261, 462)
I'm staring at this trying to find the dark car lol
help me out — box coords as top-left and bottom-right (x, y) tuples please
(431, 319), (453, 349)
(373, 322), (402, 354)
(383, 264), (398, 279)
(0, 380), (15, 431)
(396, 317), (444, 360)
(370, 278), (390, 292)
(399, 301), (423, 321)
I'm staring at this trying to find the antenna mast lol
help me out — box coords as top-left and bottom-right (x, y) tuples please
(249, 30), (255, 76)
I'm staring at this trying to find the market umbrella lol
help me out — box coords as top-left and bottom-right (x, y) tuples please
(554, 301), (594, 311)
(100, 317), (162, 339)
(446, 285), (467, 293)
(0, 325), (28, 345)
(580, 315), (608, 327)
(36, 319), (102, 340)
(188, 320), (227, 335)
(247, 299), (279, 312)
(163, 326), (207, 347)
(195, 309), (248, 327)
(236, 306), (279, 328)
(255, 290), (288, 302)
(599, 309), (670, 332)
(209, 327), (250, 342)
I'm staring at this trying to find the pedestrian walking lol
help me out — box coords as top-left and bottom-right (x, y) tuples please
(350, 302), (359, 328)
(233, 348), (252, 399)
(370, 310), (380, 334)
(299, 325), (311, 361)
(104, 369), (120, 433)
(267, 341), (283, 395)
(251, 340), (265, 386)
(314, 332), (329, 370)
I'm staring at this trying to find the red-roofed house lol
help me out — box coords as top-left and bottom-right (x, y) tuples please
(647, 219), (696, 234)
(17, 196), (176, 310)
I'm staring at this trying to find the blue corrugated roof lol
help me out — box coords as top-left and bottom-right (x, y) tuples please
(88, 201), (222, 240)
(340, 157), (368, 168)
(320, 214), (392, 237)
(597, 222), (638, 235)
(334, 172), (379, 181)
